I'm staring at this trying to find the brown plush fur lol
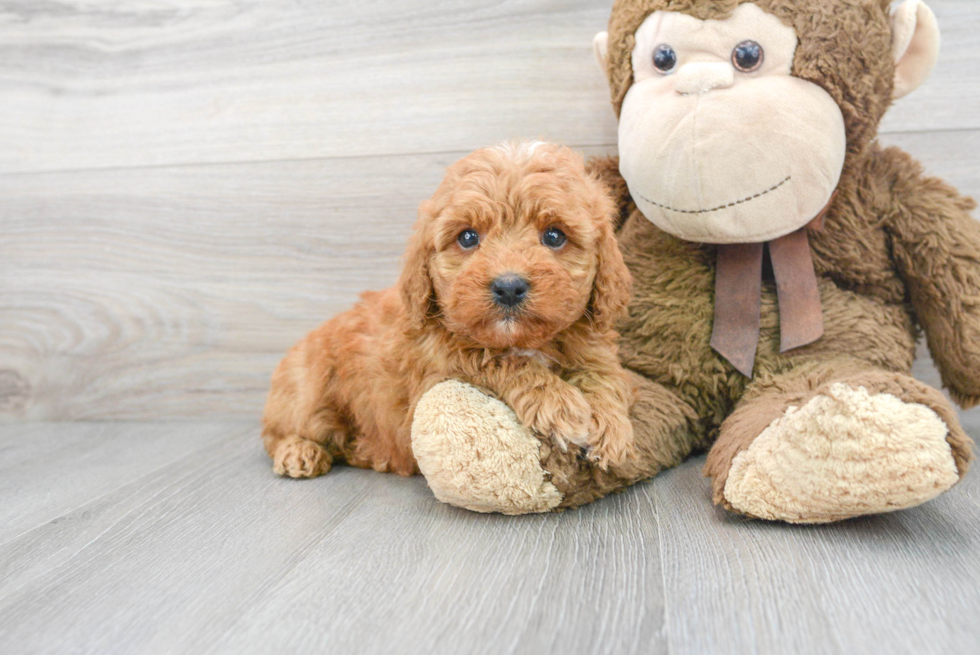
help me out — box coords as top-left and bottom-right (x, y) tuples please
(532, 0), (980, 513)
(262, 143), (636, 478)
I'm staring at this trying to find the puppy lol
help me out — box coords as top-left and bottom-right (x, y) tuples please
(262, 141), (635, 480)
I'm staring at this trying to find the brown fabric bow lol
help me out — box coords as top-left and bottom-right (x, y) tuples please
(709, 203), (833, 377)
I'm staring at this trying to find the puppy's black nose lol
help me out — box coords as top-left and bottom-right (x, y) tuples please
(491, 274), (530, 308)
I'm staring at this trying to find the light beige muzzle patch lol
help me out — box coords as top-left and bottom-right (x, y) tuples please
(724, 383), (959, 523)
(412, 380), (562, 515)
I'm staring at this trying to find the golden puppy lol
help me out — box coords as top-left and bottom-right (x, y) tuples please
(262, 141), (634, 479)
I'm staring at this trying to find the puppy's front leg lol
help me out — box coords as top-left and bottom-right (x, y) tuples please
(470, 358), (592, 453)
(566, 354), (635, 469)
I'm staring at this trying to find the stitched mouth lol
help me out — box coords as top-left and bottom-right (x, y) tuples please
(636, 176), (791, 215)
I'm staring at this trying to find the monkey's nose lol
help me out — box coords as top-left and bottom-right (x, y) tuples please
(491, 274), (530, 308)
(674, 62), (735, 95)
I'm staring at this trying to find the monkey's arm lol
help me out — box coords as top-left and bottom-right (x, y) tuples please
(884, 147), (980, 408)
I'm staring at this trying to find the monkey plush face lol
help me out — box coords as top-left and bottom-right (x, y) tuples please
(618, 3), (844, 243)
(595, 0), (941, 245)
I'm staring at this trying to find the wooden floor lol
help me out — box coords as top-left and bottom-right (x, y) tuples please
(2, 1), (980, 653)
(1, 414), (979, 654)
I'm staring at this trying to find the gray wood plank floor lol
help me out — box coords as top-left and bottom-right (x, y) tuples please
(0, 423), (667, 655)
(3, 1), (980, 653)
(1, 419), (978, 655)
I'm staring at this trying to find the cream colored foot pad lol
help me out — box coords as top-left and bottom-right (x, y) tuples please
(412, 380), (562, 515)
(724, 383), (958, 523)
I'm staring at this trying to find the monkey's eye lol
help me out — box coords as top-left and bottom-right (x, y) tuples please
(732, 40), (764, 73)
(542, 226), (567, 249)
(457, 229), (480, 250)
(652, 44), (678, 74)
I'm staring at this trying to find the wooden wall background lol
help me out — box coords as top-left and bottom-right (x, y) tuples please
(1, 0), (978, 421)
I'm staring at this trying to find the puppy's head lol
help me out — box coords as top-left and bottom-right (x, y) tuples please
(399, 141), (631, 349)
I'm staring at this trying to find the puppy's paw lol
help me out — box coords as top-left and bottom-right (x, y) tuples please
(272, 435), (332, 479)
(515, 384), (592, 453)
(585, 405), (635, 470)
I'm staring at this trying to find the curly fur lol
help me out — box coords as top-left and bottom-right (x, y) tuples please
(262, 143), (635, 478)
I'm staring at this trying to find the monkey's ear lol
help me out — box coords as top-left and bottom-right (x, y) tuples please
(891, 0), (941, 100)
(593, 32), (610, 81)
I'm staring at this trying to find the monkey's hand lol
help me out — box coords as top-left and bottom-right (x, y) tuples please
(887, 149), (980, 408)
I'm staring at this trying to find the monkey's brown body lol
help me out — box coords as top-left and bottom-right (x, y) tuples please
(543, 143), (978, 515)
(615, 160), (919, 430)
(408, 0), (980, 522)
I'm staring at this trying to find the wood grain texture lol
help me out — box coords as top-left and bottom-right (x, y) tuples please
(655, 456), (980, 655)
(1, 422), (979, 654)
(0, 421), (249, 544)
(0, 145), (604, 420)
(2, 2), (980, 653)
(0, 0), (618, 174)
(0, 1), (976, 174)
(1, 0), (978, 421)
(0, 151), (455, 420)
(0, 422), (666, 655)
(3, 130), (979, 421)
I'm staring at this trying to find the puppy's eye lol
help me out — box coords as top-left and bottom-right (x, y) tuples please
(541, 226), (567, 249)
(457, 228), (480, 250)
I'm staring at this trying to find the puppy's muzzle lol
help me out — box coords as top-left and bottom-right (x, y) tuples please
(491, 274), (530, 309)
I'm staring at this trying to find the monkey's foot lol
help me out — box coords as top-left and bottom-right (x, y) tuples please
(721, 383), (959, 523)
(411, 380), (563, 515)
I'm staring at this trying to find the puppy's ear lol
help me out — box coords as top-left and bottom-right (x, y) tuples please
(398, 202), (437, 329)
(589, 198), (632, 332)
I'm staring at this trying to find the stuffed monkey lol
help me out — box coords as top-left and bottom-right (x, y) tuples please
(412, 0), (980, 522)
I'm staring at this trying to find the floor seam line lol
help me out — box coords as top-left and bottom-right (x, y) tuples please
(0, 423), (256, 551)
